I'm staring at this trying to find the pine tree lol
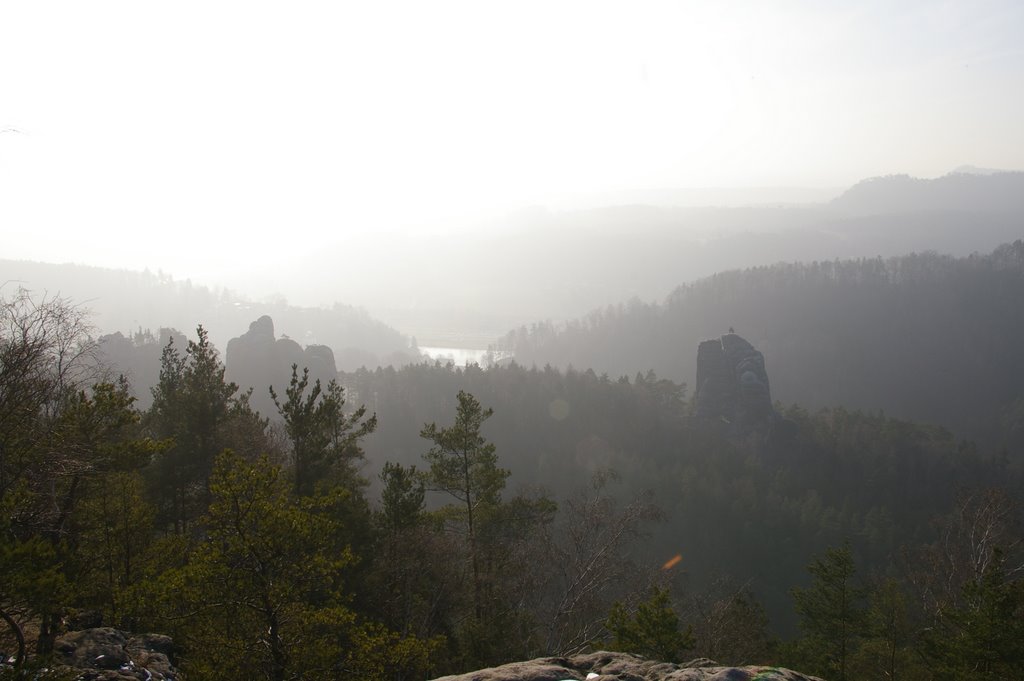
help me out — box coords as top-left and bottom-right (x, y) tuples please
(929, 547), (1024, 679)
(790, 544), (865, 681)
(421, 391), (509, 624)
(270, 363), (376, 496)
(152, 450), (439, 681)
(147, 326), (258, 532)
(379, 461), (425, 537)
(605, 587), (694, 662)
(154, 451), (357, 681)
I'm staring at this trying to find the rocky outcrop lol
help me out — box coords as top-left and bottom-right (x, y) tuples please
(694, 333), (794, 440)
(51, 628), (181, 680)
(225, 315), (339, 416)
(430, 651), (823, 681)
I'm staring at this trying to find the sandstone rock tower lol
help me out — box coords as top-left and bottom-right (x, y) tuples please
(695, 332), (788, 439)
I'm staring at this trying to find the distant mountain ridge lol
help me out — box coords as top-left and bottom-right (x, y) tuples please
(1, 259), (415, 371)
(830, 170), (1024, 214)
(6, 169), (1024, 363)
(298, 169), (1024, 343)
(952, 164), (1017, 176)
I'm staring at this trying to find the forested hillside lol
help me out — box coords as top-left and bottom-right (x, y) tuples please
(830, 171), (1024, 214)
(1, 259), (415, 371)
(6, 172), (1023, 361)
(499, 241), (1024, 449)
(348, 361), (1017, 633)
(2, 289), (1022, 680)
(5, 227), (1024, 680)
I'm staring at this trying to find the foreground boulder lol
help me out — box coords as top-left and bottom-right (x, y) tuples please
(52, 628), (181, 680)
(431, 651), (823, 681)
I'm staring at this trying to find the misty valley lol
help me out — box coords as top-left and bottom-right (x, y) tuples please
(3, 170), (1024, 681)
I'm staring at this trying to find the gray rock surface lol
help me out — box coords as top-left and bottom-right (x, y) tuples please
(695, 333), (793, 440)
(225, 315), (339, 415)
(52, 628), (180, 680)
(430, 651), (823, 681)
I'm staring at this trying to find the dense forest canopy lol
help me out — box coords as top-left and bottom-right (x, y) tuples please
(2, 281), (1022, 679)
(499, 241), (1024, 450)
(3, 186), (1024, 680)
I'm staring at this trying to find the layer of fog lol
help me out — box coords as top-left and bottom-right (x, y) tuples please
(225, 171), (1024, 347)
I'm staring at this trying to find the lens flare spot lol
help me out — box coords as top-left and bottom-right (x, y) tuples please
(662, 554), (682, 570)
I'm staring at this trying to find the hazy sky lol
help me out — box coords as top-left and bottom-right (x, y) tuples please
(2, 0), (1023, 294)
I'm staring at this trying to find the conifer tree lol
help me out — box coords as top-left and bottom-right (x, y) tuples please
(147, 326), (259, 532)
(379, 461), (425, 537)
(271, 363), (376, 496)
(152, 450), (439, 681)
(154, 450), (356, 681)
(605, 587), (694, 662)
(928, 547), (1024, 679)
(421, 391), (509, 624)
(791, 544), (865, 681)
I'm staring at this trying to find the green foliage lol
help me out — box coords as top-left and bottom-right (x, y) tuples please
(345, 622), (444, 681)
(143, 449), (442, 681)
(418, 391), (558, 668)
(926, 547), (1024, 679)
(845, 576), (925, 681)
(43, 381), (164, 620)
(146, 326), (264, 532)
(346, 358), (1017, 639)
(56, 379), (162, 473)
(368, 462), (461, 659)
(379, 461), (425, 535)
(421, 391), (509, 623)
(5, 297), (1024, 675)
(153, 450), (357, 680)
(1, 291), (180, 658)
(788, 545), (865, 681)
(71, 471), (156, 628)
(421, 390), (509, 511)
(0, 490), (68, 671)
(499, 242), (1024, 452)
(271, 363), (377, 496)
(605, 587), (694, 662)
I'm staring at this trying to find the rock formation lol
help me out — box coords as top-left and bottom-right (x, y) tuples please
(695, 333), (793, 440)
(225, 315), (339, 416)
(49, 628), (181, 680)
(430, 651), (823, 681)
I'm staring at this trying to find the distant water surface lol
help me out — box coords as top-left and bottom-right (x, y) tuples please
(420, 346), (509, 366)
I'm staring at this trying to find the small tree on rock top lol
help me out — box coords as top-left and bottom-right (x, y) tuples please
(605, 587), (694, 662)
